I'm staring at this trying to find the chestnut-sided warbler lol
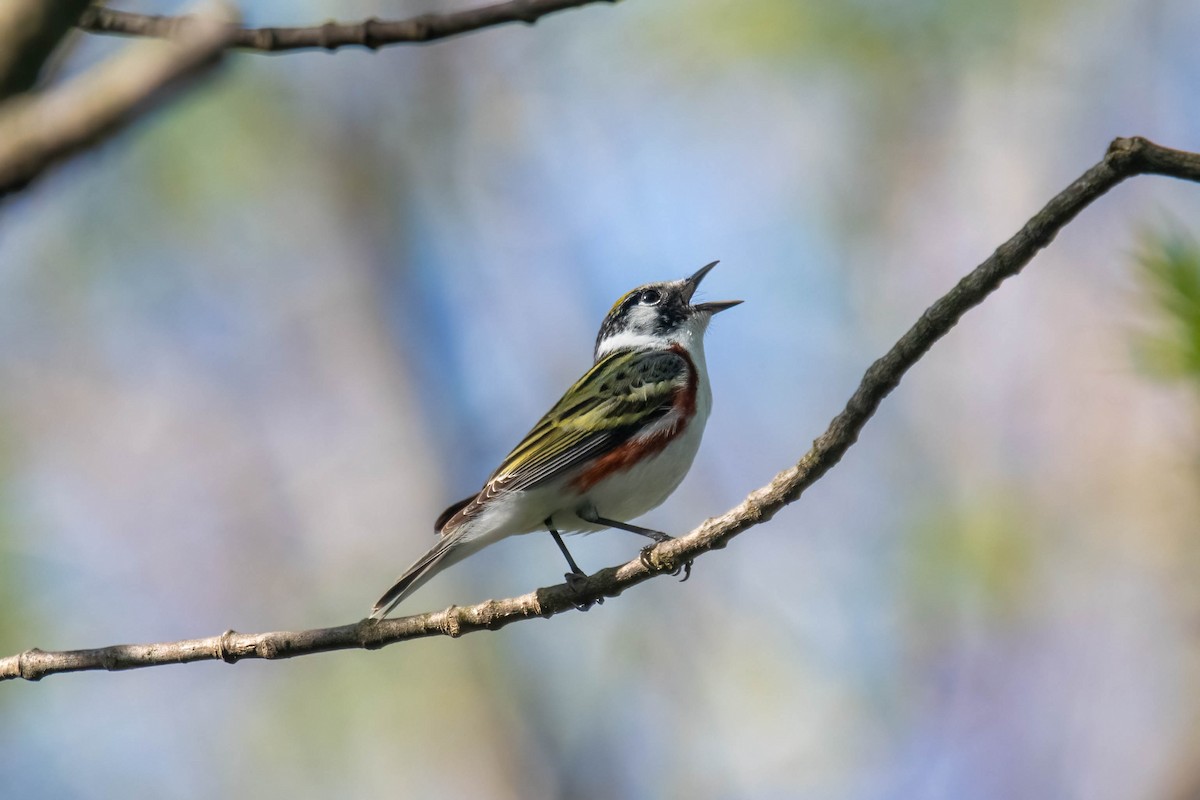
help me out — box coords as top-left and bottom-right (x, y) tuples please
(370, 262), (740, 618)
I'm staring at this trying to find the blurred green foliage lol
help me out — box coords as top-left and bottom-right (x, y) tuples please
(904, 495), (1035, 631)
(655, 0), (1063, 70)
(136, 64), (305, 229)
(1134, 228), (1200, 386)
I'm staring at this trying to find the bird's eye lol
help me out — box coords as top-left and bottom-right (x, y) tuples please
(638, 289), (662, 306)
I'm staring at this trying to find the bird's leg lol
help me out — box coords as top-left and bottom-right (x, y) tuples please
(576, 507), (693, 582)
(545, 519), (602, 610)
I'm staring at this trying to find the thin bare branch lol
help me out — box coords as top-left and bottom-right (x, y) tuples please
(78, 0), (616, 54)
(0, 3), (236, 198)
(4, 137), (1200, 682)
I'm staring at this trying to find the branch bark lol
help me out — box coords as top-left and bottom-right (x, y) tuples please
(4, 136), (1200, 682)
(78, 0), (616, 54)
(0, 4), (236, 198)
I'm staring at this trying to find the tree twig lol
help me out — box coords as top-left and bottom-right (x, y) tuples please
(0, 3), (236, 198)
(77, 0), (616, 54)
(3, 137), (1200, 682)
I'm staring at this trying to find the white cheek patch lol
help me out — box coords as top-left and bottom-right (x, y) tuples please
(626, 304), (659, 331)
(594, 329), (661, 358)
(594, 304), (671, 357)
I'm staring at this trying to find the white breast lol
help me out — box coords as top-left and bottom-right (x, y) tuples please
(566, 331), (713, 530)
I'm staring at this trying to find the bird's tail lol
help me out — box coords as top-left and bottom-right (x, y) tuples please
(369, 533), (478, 620)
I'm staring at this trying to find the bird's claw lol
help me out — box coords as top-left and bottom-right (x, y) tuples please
(564, 571), (602, 611)
(640, 546), (693, 582)
(674, 559), (693, 582)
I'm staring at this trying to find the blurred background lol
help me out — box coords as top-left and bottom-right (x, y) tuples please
(2, 0), (1200, 797)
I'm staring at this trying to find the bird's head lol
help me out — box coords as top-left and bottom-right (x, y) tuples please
(594, 261), (741, 359)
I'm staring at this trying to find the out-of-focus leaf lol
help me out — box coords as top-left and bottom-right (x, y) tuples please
(903, 496), (1036, 633)
(134, 65), (310, 225)
(644, 0), (1066, 72)
(1133, 228), (1200, 385)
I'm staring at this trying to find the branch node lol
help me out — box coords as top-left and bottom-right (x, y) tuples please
(409, 17), (433, 41)
(354, 618), (384, 650)
(522, 593), (544, 618)
(217, 630), (240, 664)
(440, 606), (463, 638)
(1105, 136), (1143, 167)
(255, 27), (277, 51)
(532, 589), (556, 618)
(475, 599), (499, 629)
(257, 638), (281, 660)
(361, 17), (382, 50)
(17, 648), (44, 681)
(318, 21), (336, 51)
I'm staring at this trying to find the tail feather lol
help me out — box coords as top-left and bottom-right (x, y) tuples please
(370, 534), (477, 619)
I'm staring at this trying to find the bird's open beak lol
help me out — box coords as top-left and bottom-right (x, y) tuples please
(684, 260), (742, 314)
(693, 298), (743, 314)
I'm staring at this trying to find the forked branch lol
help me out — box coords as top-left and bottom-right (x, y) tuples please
(4, 136), (1200, 682)
(0, 4), (236, 197)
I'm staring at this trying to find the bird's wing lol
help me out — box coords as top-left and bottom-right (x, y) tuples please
(485, 348), (689, 495)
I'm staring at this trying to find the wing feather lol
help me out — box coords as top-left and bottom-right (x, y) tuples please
(484, 349), (688, 495)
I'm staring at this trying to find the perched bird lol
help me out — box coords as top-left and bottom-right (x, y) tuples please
(370, 262), (740, 619)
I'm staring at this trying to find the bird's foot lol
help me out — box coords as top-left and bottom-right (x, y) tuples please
(564, 570), (602, 611)
(639, 545), (693, 582)
(675, 559), (693, 582)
